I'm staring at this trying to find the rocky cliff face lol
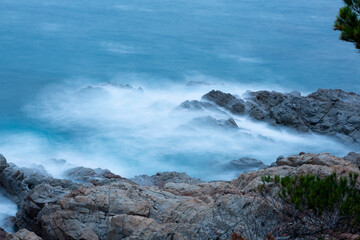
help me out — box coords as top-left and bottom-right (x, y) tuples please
(180, 89), (360, 145)
(0, 151), (359, 240)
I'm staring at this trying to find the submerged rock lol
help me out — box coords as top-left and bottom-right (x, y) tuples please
(187, 116), (239, 129)
(177, 100), (223, 113)
(222, 157), (266, 171)
(79, 82), (143, 95)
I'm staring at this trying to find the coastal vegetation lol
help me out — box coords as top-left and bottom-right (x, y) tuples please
(258, 173), (360, 238)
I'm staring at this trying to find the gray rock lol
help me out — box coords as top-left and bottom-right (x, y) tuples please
(270, 162), (278, 167)
(178, 100), (222, 113)
(202, 90), (246, 114)
(343, 152), (360, 168)
(222, 157), (266, 171)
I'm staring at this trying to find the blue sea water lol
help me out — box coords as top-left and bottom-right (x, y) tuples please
(0, 0), (359, 182)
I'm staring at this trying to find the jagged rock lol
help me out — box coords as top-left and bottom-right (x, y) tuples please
(0, 157), (77, 206)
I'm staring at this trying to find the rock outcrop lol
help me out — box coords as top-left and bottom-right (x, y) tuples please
(180, 89), (360, 145)
(0, 152), (359, 239)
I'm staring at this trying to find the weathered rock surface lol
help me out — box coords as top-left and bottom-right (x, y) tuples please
(0, 152), (359, 239)
(180, 89), (360, 145)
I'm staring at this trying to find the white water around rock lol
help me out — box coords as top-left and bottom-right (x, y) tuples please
(0, 190), (17, 232)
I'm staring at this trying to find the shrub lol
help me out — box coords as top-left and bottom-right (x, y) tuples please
(259, 172), (360, 237)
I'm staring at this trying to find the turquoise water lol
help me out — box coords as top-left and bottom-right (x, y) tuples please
(0, 0), (359, 181)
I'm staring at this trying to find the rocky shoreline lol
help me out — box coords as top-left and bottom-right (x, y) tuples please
(0, 88), (360, 240)
(0, 152), (359, 239)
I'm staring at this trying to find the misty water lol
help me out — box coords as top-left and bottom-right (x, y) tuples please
(1, 0), (360, 230)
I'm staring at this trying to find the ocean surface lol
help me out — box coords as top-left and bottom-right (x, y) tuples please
(1, 0), (360, 181)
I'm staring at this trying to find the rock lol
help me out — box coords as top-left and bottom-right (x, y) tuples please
(2, 229), (42, 240)
(79, 82), (143, 95)
(222, 157), (266, 171)
(202, 90), (246, 114)
(232, 152), (360, 193)
(13, 229), (42, 240)
(131, 172), (202, 187)
(1, 152), (360, 239)
(187, 116), (239, 129)
(269, 162), (277, 167)
(178, 100), (223, 113)
(0, 227), (7, 239)
(275, 152), (352, 167)
(102, 82), (143, 92)
(65, 167), (123, 184)
(343, 152), (360, 168)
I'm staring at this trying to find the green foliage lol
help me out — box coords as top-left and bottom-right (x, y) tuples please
(265, 173), (360, 225)
(334, 0), (360, 49)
